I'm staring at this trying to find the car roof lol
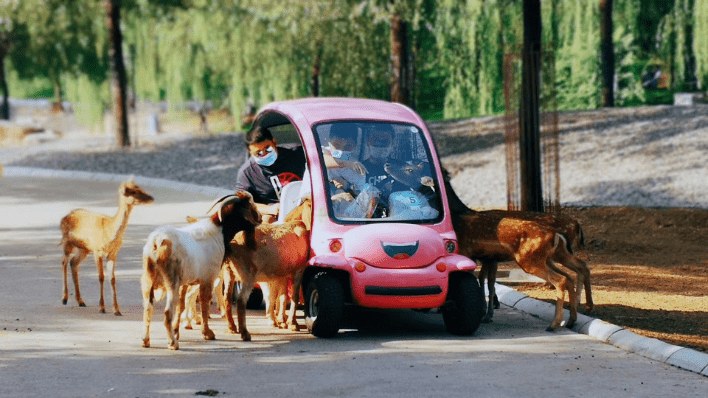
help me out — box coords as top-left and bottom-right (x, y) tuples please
(256, 97), (424, 128)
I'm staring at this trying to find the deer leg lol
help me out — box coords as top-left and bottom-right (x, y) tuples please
(106, 255), (121, 315)
(61, 245), (75, 305)
(70, 249), (89, 307)
(94, 254), (106, 313)
(481, 261), (497, 323)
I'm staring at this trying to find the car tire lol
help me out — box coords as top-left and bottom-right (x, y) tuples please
(442, 272), (485, 335)
(305, 273), (344, 338)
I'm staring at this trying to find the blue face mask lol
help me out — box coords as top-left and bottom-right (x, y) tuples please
(253, 146), (278, 166)
(328, 145), (355, 161)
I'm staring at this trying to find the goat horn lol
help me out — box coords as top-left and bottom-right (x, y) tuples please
(207, 194), (236, 215)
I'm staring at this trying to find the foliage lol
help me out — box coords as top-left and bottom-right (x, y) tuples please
(3, 0), (708, 126)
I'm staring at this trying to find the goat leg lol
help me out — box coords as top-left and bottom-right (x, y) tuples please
(141, 284), (154, 348)
(164, 286), (180, 350)
(106, 256), (121, 315)
(287, 271), (304, 331)
(199, 282), (216, 341)
(235, 276), (256, 342)
(222, 266), (239, 334)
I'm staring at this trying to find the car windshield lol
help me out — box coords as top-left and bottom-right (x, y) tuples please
(313, 121), (442, 223)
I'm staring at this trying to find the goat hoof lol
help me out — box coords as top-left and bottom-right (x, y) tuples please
(78, 302), (86, 307)
(241, 332), (251, 342)
(566, 320), (576, 329)
(142, 340), (150, 348)
(203, 330), (215, 341)
(114, 311), (122, 316)
(100, 309), (106, 314)
(585, 305), (594, 314)
(62, 299), (68, 305)
(545, 326), (558, 332)
(289, 323), (299, 332)
(481, 316), (492, 323)
(169, 343), (179, 351)
(227, 326), (238, 334)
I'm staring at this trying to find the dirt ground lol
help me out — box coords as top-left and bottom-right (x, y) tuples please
(503, 206), (708, 352)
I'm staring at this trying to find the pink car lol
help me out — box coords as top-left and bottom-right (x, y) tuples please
(253, 97), (485, 337)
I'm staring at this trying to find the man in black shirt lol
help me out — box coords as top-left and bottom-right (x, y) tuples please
(234, 126), (306, 223)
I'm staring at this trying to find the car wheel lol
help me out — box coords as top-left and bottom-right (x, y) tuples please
(442, 272), (485, 335)
(305, 273), (344, 338)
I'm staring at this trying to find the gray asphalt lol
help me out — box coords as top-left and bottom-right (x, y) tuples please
(1, 170), (707, 398)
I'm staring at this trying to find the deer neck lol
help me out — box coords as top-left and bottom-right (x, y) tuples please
(108, 199), (134, 244)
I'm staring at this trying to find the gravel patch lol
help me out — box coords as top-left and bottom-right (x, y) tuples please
(3, 104), (707, 210)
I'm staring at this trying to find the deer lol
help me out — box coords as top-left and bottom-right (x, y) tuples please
(441, 167), (593, 322)
(60, 178), (154, 315)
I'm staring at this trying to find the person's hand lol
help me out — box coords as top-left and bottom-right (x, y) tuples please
(331, 177), (350, 191)
(344, 160), (367, 176)
(331, 192), (355, 203)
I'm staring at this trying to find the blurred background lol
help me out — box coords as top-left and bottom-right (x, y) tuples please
(1, 0), (706, 145)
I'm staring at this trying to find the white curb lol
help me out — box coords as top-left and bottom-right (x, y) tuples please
(494, 282), (708, 377)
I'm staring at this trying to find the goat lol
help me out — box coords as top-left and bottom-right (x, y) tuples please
(223, 198), (312, 341)
(140, 192), (261, 350)
(453, 213), (579, 330)
(60, 178), (154, 315)
(181, 276), (227, 330)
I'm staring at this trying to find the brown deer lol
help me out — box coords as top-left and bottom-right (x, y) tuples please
(60, 179), (154, 315)
(453, 212), (579, 330)
(441, 166), (592, 317)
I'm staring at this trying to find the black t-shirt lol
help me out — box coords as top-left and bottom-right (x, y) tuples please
(234, 144), (306, 204)
(362, 158), (408, 198)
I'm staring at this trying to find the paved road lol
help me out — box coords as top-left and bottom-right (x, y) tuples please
(1, 175), (707, 398)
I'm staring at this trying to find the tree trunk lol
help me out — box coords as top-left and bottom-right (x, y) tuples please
(0, 53), (9, 120)
(312, 40), (322, 97)
(390, 12), (409, 105)
(105, 0), (130, 147)
(600, 0), (615, 107)
(519, 0), (543, 212)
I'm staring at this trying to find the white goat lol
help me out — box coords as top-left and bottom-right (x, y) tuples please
(141, 192), (261, 350)
(224, 198), (312, 341)
(60, 178), (154, 315)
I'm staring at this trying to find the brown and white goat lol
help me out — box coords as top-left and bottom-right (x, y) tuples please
(453, 213), (579, 330)
(140, 192), (261, 350)
(60, 178), (154, 315)
(223, 198), (312, 341)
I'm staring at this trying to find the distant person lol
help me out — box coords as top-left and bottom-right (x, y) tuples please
(234, 125), (306, 223)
